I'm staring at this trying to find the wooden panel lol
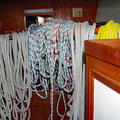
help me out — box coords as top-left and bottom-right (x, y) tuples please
(85, 39), (120, 67)
(85, 55), (120, 120)
(85, 40), (120, 120)
(30, 91), (67, 120)
(0, 0), (25, 33)
(0, 0), (99, 34)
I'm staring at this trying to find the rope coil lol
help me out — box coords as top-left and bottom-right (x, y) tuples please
(0, 18), (97, 120)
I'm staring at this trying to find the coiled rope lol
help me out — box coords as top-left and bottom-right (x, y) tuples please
(97, 20), (120, 39)
(0, 32), (32, 120)
(27, 19), (74, 120)
(0, 18), (96, 120)
(68, 21), (96, 120)
(0, 37), (12, 120)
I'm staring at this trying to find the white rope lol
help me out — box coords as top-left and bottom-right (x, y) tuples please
(0, 19), (96, 120)
(0, 32), (32, 120)
(0, 35), (13, 120)
(69, 21), (96, 120)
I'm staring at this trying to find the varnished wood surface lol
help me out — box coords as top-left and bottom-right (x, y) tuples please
(85, 39), (120, 67)
(30, 91), (68, 120)
(0, 0), (99, 34)
(85, 40), (120, 120)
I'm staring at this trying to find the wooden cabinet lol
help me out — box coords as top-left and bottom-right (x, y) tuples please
(85, 40), (120, 120)
(30, 91), (67, 120)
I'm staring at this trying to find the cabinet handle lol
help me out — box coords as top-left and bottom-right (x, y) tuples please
(35, 104), (39, 108)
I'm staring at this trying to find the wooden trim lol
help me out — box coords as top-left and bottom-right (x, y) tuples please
(85, 56), (94, 120)
(85, 58), (89, 120)
(86, 68), (120, 120)
(85, 39), (120, 67)
(24, 12), (54, 16)
(85, 55), (120, 120)
(88, 71), (94, 120)
(91, 69), (120, 94)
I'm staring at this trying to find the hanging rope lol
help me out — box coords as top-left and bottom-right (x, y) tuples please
(27, 19), (74, 120)
(0, 18), (96, 120)
(68, 21), (96, 120)
(0, 32), (32, 120)
(0, 37), (13, 120)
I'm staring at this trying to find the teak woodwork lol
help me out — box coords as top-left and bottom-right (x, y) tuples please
(85, 39), (120, 120)
(30, 91), (67, 120)
(0, 0), (99, 34)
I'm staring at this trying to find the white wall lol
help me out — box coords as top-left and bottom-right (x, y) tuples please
(96, 0), (120, 23)
(94, 79), (120, 120)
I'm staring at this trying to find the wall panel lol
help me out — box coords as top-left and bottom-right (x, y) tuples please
(0, 0), (99, 34)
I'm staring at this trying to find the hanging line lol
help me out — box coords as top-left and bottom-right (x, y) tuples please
(0, 35), (13, 120)
(0, 18), (98, 120)
(68, 21), (96, 120)
(0, 32), (32, 120)
(55, 19), (74, 119)
(27, 19), (75, 120)
(27, 19), (97, 120)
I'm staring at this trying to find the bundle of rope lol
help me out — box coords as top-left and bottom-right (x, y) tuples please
(0, 38), (12, 120)
(0, 32), (32, 120)
(27, 19), (75, 120)
(66, 21), (96, 120)
(27, 19), (96, 120)
(0, 18), (96, 120)
(97, 20), (120, 39)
